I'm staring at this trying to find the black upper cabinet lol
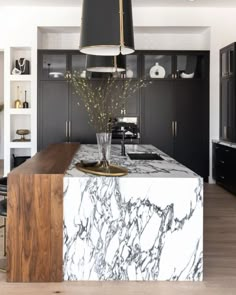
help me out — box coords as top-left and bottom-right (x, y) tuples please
(221, 44), (234, 78)
(142, 51), (206, 80)
(220, 43), (236, 142)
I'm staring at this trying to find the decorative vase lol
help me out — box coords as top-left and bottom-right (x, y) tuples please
(149, 62), (166, 78)
(96, 132), (112, 169)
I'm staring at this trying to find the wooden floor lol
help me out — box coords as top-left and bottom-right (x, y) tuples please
(0, 184), (236, 294)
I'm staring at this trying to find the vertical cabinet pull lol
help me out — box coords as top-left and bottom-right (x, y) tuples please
(66, 121), (68, 138)
(172, 121), (175, 137)
(175, 121), (178, 137)
(69, 121), (71, 140)
(224, 126), (227, 139)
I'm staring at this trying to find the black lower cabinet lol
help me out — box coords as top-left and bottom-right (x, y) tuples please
(174, 80), (209, 178)
(141, 79), (209, 180)
(213, 143), (236, 195)
(70, 91), (96, 144)
(141, 81), (174, 156)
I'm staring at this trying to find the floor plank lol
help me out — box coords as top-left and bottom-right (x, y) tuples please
(0, 183), (236, 294)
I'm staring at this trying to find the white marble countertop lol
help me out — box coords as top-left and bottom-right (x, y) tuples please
(65, 144), (199, 178)
(212, 139), (236, 149)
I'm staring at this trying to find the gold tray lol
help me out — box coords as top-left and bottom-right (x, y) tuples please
(75, 162), (128, 177)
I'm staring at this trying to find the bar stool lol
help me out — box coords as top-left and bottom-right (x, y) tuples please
(0, 177), (7, 272)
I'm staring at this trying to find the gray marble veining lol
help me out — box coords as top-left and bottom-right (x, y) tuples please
(65, 144), (199, 178)
(63, 144), (203, 281)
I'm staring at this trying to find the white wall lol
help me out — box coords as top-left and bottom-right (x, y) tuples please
(1, 6), (236, 179)
(0, 52), (4, 159)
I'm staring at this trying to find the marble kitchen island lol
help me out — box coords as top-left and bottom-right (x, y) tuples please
(64, 144), (203, 281)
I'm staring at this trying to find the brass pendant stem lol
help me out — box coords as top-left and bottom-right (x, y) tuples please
(119, 0), (124, 47)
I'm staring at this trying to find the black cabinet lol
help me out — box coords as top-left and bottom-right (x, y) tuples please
(141, 51), (209, 180)
(213, 142), (236, 195)
(220, 43), (236, 142)
(38, 50), (209, 181)
(38, 51), (97, 150)
(141, 81), (174, 156)
(38, 81), (69, 150)
(141, 78), (209, 179)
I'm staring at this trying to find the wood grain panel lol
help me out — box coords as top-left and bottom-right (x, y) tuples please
(7, 143), (79, 282)
(2, 184), (236, 293)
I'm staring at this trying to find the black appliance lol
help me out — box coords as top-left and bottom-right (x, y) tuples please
(111, 117), (140, 144)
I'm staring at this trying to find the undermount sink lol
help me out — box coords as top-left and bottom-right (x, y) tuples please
(127, 153), (164, 161)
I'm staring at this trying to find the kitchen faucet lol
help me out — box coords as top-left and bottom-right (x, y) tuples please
(121, 127), (126, 156)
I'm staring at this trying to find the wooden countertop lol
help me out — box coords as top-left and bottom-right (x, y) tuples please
(11, 143), (80, 175)
(7, 143), (80, 282)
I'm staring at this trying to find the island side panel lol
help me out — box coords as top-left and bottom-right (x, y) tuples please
(7, 174), (63, 282)
(63, 176), (203, 281)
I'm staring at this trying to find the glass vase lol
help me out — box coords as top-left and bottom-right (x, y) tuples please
(96, 132), (112, 169)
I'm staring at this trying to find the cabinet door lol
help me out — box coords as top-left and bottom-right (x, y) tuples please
(220, 77), (235, 141)
(220, 79), (229, 140)
(174, 80), (209, 178)
(38, 81), (69, 150)
(69, 89), (97, 144)
(220, 45), (234, 78)
(141, 81), (174, 156)
(122, 80), (140, 116)
(227, 78), (236, 141)
(39, 53), (68, 80)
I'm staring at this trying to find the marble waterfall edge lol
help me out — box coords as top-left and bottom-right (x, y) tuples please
(63, 145), (203, 281)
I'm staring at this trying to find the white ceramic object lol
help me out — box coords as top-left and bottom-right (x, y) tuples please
(149, 62), (165, 78)
(126, 69), (134, 78)
(180, 72), (194, 79)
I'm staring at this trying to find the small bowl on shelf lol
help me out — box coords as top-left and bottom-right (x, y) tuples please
(180, 72), (195, 79)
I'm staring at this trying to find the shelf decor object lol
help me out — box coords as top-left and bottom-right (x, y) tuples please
(23, 90), (29, 108)
(14, 86), (22, 108)
(15, 58), (30, 74)
(67, 73), (150, 171)
(86, 55), (126, 73)
(149, 62), (166, 78)
(80, 0), (134, 56)
(13, 129), (30, 142)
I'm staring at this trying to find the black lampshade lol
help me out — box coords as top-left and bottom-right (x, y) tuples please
(80, 0), (134, 56)
(86, 55), (126, 72)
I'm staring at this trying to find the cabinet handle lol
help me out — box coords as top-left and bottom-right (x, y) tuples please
(172, 121), (175, 137)
(66, 121), (68, 138)
(175, 121), (178, 137)
(220, 176), (225, 179)
(69, 121), (71, 140)
(220, 160), (225, 164)
(224, 126), (227, 139)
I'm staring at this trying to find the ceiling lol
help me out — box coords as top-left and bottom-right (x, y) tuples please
(1, 0), (236, 7)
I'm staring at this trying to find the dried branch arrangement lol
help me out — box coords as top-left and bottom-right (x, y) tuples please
(66, 72), (151, 132)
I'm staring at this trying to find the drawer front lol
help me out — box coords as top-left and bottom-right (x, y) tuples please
(213, 143), (236, 194)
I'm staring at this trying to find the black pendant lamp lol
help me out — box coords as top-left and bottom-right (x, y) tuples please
(86, 55), (126, 72)
(80, 0), (134, 56)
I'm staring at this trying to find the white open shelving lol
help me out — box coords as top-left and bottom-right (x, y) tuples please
(4, 45), (37, 175)
(9, 108), (32, 115)
(9, 142), (32, 148)
(10, 75), (32, 81)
